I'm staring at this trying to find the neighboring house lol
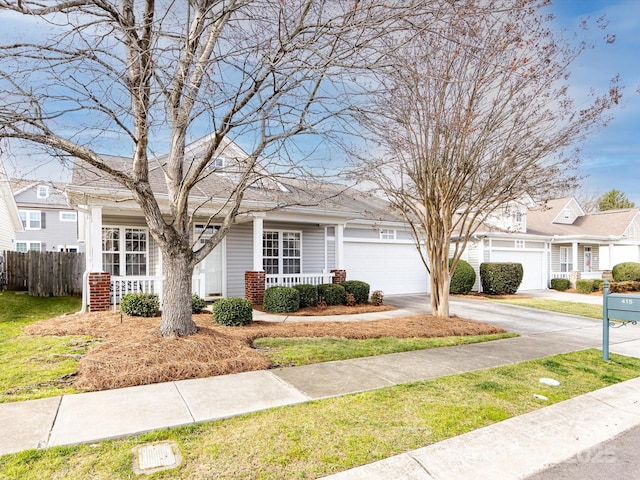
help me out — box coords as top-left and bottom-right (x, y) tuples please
(11, 180), (82, 253)
(65, 136), (429, 306)
(0, 162), (23, 253)
(455, 197), (640, 291)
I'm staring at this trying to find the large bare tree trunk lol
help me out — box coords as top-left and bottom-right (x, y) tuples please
(160, 252), (197, 337)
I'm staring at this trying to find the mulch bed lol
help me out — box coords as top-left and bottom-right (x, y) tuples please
(25, 311), (506, 392)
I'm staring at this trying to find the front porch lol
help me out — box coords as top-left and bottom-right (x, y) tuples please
(89, 271), (344, 310)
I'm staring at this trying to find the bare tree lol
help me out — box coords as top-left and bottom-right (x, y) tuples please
(355, 0), (621, 317)
(0, 0), (427, 336)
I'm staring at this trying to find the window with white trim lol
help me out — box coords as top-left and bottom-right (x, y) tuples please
(19, 210), (42, 230)
(515, 240), (525, 249)
(16, 241), (41, 252)
(263, 230), (301, 275)
(559, 246), (573, 272)
(102, 227), (148, 276)
(37, 185), (49, 198)
(59, 211), (77, 222)
(379, 229), (396, 240)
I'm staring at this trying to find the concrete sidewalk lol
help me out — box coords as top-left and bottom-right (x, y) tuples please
(1, 292), (640, 480)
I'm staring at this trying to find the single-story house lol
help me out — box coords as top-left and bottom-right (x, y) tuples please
(455, 197), (640, 291)
(64, 137), (430, 307)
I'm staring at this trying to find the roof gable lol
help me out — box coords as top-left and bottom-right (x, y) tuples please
(550, 197), (585, 225)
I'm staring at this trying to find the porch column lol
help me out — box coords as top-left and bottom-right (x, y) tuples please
(335, 223), (345, 269)
(600, 243), (613, 270)
(252, 215), (264, 271)
(246, 215), (266, 304)
(89, 206), (103, 272)
(569, 241), (580, 288)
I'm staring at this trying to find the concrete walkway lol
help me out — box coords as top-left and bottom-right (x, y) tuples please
(1, 292), (640, 479)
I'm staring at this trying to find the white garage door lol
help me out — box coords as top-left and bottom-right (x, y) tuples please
(344, 241), (429, 294)
(490, 250), (546, 291)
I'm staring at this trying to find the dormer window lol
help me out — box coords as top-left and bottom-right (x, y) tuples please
(208, 157), (224, 170)
(515, 212), (523, 223)
(37, 185), (49, 198)
(563, 208), (571, 219)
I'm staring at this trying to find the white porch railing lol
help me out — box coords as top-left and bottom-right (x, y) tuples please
(111, 276), (163, 305)
(265, 272), (335, 289)
(581, 271), (603, 280)
(550, 271), (602, 281)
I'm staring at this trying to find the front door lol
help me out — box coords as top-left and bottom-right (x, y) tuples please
(584, 246), (592, 273)
(193, 225), (225, 299)
(198, 245), (223, 298)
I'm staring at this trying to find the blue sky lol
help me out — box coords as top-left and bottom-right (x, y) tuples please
(3, 1), (639, 205)
(547, 0), (640, 204)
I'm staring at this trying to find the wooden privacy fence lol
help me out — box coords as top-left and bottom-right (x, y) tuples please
(2, 251), (85, 296)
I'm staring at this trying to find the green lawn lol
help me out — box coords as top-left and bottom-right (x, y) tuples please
(489, 297), (603, 319)
(0, 292), (88, 403)
(255, 333), (518, 367)
(1, 349), (638, 479)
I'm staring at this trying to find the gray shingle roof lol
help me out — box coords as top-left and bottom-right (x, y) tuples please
(526, 197), (639, 237)
(68, 153), (403, 223)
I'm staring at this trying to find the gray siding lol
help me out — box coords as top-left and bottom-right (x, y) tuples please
(345, 226), (414, 241)
(226, 223), (253, 297)
(15, 209), (80, 251)
(263, 221), (326, 274)
(551, 244), (600, 272)
(345, 226), (378, 239)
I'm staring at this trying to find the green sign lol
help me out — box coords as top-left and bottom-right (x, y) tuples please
(603, 281), (640, 360)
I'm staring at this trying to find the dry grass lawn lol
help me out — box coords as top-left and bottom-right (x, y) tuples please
(25, 306), (506, 392)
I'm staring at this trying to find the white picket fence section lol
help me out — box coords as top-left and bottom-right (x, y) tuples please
(111, 276), (163, 305)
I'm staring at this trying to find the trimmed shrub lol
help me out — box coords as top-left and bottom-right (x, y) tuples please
(119, 293), (160, 317)
(317, 283), (347, 306)
(479, 262), (523, 295)
(371, 290), (384, 306)
(212, 297), (253, 326)
(345, 292), (356, 306)
(612, 262), (640, 282)
(340, 280), (370, 304)
(609, 281), (640, 293)
(192, 293), (207, 313)
(293, 284), (318, 308)
(550, 278), (570, 291)
(593, 279), (605, 291)
(263, 286), (300, 313)
(448, 258), (476, 295)
(576, 279), (595, 294)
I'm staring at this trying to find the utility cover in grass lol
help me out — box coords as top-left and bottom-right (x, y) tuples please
(539, 377), (561, 386)
(133, 441), (182, 475)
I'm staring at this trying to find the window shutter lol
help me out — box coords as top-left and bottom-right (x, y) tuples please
(41, 211), (46, 229)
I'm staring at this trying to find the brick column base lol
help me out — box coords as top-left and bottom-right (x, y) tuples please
(88, 272), (111, 311)
(602, 270), (613, 281)
(569, 270), (581, 289)
(331, 269), (347, 284)
(245, 271), (266, 304)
